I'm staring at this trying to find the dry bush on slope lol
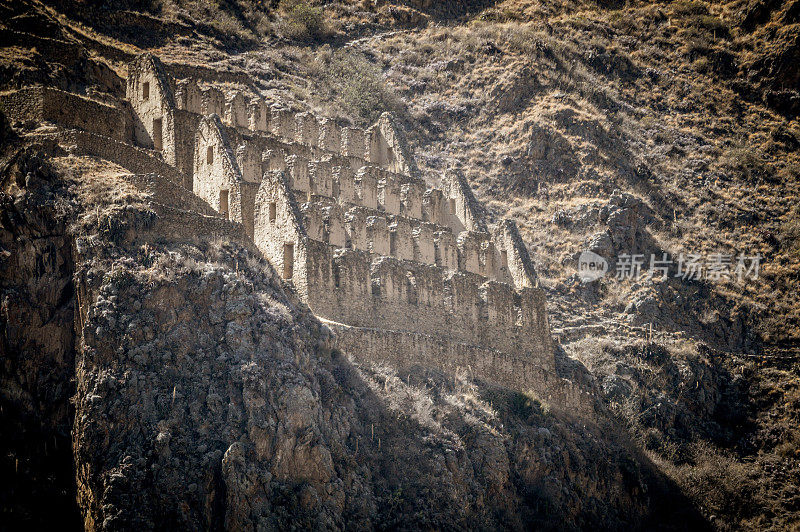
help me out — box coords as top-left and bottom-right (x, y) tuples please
(276, 0), (331, 42)
(310, 47), (402, 126)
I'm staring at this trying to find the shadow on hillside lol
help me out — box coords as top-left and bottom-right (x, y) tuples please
(333, 349), (711, 530)
(36, 0), (261, 50)
(551, 345), (712, 530)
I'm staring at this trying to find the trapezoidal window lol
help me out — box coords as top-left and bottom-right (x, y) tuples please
(142, 82), (150, 100)
(333, 261), (340, 288)
(449, 198), (456, 215)
(152, 118), (163, 150)
(219, 189), (229, 219)
(501, 250), (509, 269)
(207, 146), (214, 165)
(269, 202), (277, 223)
(283, 243), (294, 280)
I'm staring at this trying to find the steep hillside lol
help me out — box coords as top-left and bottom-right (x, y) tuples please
(1, 0), (799, 529)
(0, 146), (698, 529)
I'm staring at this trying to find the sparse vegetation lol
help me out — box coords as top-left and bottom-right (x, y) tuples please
(721, 146), (773, 183)
(311, 47), (401, 126)
(276, 0), (330, 42)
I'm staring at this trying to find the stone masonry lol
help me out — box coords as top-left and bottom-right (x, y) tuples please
(0, 53), (587, 411)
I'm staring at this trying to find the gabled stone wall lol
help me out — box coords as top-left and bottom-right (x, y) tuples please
(253, 171), (309, 293)
(174, 78), (202, 114)
(126, 54), (175, 161)
(193, 115), (247, 230)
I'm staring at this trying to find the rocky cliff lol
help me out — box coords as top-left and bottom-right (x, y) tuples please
(0, 146), (704, 528)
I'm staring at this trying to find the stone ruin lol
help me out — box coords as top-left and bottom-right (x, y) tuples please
(0, 53), (588, 412)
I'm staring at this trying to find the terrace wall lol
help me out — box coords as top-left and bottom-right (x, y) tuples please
(0, 86), (133, 142)
(301, 241), (552, 359)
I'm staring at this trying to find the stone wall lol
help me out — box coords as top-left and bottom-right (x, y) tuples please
(249, 170), (540, 361)
(253, 171), (309, 293)
(326, 322), (591, 415)
(119, 173), (218, 217)
(29, 129), (185, 186)
(193, 115), (246, 227)
(366, 113), (419, 176)
(248, 99), (269, 132)
(493, 220), (538, 288)
(300, 240), (552, 358)
(249, 145), (525, 284)
(225, 92), (249, 129)
(290, 197), (512, 281)
(172, 109), (201, 187)
(236, 140), (262, 183)
(126, 54), (175, 161)
(174, 78), (203, 114)
(146, 202), (252, 250)
(123, 56), (424, 189)
(202, 87), (225, 117)
(133, 57), (417, 180)
(442, 169), (487, 233)
(129, 57), (424, 209)
(0, 86), (132, 141)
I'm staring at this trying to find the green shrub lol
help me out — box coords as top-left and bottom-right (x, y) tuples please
(278, 0), (328, 42)
(508, 391), (537, 418)
(475, 7), (524, 23)
(696, 14), (728, 34)
(312, 48), (400, 126)
(481, 388), (549, 419)
(178, 0), (275, 42)
(209, 10), (252, 41)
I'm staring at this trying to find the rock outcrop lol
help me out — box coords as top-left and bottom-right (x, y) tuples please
(0, 149), (82, 529)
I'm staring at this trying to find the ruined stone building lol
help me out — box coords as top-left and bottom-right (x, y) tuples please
(1, 53), (584, 409)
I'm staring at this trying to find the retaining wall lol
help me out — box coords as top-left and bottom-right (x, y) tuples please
(324, 322), (591, 415)
(0, 86), (133, 141)
(33, 129), (185, 186)
(120, 173), (218, 217)
(302, 240), (552, 358)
